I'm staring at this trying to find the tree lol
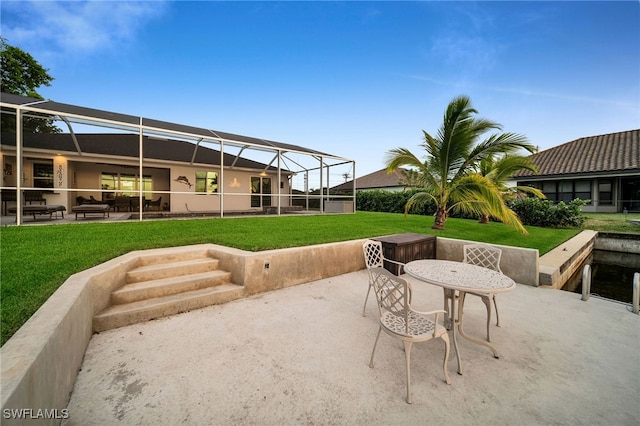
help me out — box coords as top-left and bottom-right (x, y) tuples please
(397, 168), (422, 189)
(476, 154), (544, 224)
(0, 38), (60, 133)
(385, 95), (536, 233)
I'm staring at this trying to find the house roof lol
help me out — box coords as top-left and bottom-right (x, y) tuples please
(0, 92), (345, 160)
(513, 129), (639, 179)
(331, 168), (408, 192)
(0, 133), (282, 172)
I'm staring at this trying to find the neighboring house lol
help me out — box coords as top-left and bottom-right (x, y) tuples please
(331, 168), (410, 193)
(0, 93), (354, 220)
(512, 129), (640, 212)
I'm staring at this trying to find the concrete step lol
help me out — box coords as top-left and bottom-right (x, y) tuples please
(93, 284), (246, 332)
(126, 258), (220, 283)
(136, 250), (213, 267)
(111, 270), (232, 305)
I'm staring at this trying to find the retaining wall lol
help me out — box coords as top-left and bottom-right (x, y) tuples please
(594, 232), (640, 254)
(435, 237), (539, 286)
(538, 230), (598, 289)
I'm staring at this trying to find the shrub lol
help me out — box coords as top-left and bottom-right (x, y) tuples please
(508, 197), (587, 228)
(356, 189), (434, 215)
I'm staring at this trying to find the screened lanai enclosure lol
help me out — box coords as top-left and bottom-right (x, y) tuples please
(0, 93), (356, 225)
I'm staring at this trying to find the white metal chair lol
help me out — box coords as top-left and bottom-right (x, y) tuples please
(362, 239), (407, 316)
(368, 267), (451, 404)
(445, 243), (503, 342)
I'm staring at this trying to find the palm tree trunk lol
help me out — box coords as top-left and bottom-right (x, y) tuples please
(432, 207), (448, 230)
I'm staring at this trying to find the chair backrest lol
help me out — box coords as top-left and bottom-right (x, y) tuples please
(370, 267), (410, 334)
(463, 244), (502, 272)
(363, 240), (384, 269)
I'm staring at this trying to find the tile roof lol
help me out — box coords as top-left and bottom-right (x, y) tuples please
(331, 168), (408, 192)
(513, 129), (640, 178)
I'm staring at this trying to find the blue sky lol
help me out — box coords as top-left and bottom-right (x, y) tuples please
(2, 1), (639, 180)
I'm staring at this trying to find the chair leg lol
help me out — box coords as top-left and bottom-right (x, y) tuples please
(369, 326), (382, 368)
(403, 340), (413, 404)
(493, 296), (500, 327)
(362, 283), (373, 317)
(481, 295), (492, 342)
(441, 332), (451, 385)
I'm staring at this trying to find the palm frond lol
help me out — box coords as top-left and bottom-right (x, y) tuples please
(384, 148), (423, 172)
(404, 191), (436, 216)
(450, 175), (528, 234)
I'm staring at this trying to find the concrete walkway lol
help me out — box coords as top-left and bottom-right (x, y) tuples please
(63, 270), (639, 426)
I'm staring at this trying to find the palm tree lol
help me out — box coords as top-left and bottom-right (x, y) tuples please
(385, 95), (536, 233)
(476, 154), (544, 224)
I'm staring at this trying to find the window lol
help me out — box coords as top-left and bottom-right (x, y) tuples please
(540, 180), (592, 204)
(559, 181), (574, 203)
(251, 176), (271, 208)
(195, 171), (218, 194)
(101, 172), (152, 198)
(598, 180), (613, 205)
(574, 180), (591, 202)
(542, 182), (558, 202)
(33, 161), (53, 188)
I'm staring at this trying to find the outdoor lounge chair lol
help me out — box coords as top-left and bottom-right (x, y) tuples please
(368, 267), (451, 404)
(362, 239), (408, 316)
(71, 204), (110, 219)
(445, 243), (503, 342)
(8, 205), (65, 220)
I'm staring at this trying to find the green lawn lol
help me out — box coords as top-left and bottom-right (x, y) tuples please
(2, 211), (635, 345)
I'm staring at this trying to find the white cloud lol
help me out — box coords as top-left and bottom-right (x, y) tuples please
(1, 0), (168, 55)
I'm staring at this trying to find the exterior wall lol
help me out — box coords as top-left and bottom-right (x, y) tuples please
(1, 150), (293, 215)
(517, 176), (630, 213)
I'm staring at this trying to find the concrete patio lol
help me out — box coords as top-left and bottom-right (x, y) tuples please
(62, 269), (639, 425)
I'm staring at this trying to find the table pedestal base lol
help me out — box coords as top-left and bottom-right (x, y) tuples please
(444, 290), (501, 375)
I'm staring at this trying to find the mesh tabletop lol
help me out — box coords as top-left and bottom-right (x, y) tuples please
(404, 259), (516, 293)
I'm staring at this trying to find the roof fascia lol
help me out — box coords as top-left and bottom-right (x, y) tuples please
(515, 170), (640, 181)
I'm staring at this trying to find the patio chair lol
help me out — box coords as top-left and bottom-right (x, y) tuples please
(368, 267), (451, 404)
(147, 197), (162, 211)
(447, 243), (503, 342)
(130, 197), (141, 212)
(114, 196), (130, 212)
(362, 239), (409, 317)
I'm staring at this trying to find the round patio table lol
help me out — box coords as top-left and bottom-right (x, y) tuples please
(404, 259), (516, 375)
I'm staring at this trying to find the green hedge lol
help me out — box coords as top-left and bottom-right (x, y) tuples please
(356, 189), (433, 215)
(354, 189), (587, 228)
(508, 197), (587, 228)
